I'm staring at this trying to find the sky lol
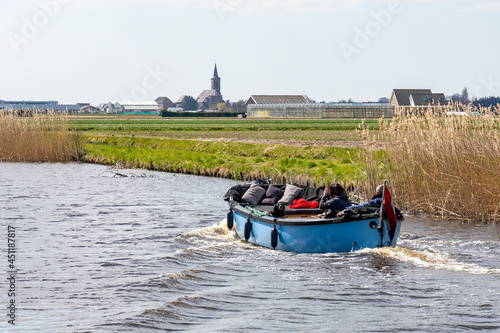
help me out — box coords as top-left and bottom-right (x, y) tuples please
(1, 0), (500, 106)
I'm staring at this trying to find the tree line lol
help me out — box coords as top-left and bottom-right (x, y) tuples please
(449, 87), (500, 108)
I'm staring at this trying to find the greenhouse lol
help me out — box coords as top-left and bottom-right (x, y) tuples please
(247, 103), (395, 118)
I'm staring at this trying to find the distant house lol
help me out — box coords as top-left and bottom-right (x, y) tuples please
(80, 105), (100, 114)
(176, 95), (188, 107)
(196, 64), (224, 109)
(105, 101), (159, 114)
(390, 89), (447, 114)
(155, 97), (173, 110)
(246, 95), (311, 106)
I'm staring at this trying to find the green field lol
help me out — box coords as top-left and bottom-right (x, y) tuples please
(77, 116), (376, 187)
(70, 117), (379, 141)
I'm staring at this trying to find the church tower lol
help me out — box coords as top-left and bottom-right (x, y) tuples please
(211, 63), (221, 95)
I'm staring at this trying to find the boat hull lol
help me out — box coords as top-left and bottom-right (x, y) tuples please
(230, 205), (402, 253)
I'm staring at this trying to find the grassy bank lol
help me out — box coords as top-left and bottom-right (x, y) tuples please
(82, 135), (367, 187)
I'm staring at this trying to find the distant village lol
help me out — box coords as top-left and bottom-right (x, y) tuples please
(0, 64), (228, 115)
(1, 63), (493, 118)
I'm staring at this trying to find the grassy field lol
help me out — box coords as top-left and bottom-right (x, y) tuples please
(78, 117), (373, 190)
(69, 117), (378, 142)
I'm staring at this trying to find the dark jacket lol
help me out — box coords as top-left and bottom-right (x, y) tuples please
(345, 193), (382, 210)
(319, 193), (351, 211)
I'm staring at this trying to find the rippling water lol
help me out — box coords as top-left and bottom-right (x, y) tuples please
(1, 163), (499, 332)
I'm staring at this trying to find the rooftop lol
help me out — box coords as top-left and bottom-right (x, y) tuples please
(247, 95), (310, 105)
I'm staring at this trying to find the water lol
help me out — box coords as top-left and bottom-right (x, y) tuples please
(1, 163), (499, 332)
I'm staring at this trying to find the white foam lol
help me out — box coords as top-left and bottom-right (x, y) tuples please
(362, 246), (500, 275)
(182, 219), (234, 241)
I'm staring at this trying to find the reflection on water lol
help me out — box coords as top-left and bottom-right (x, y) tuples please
(0, 163), (499, 333)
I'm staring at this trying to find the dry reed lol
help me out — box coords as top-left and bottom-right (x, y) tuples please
(365, 104), (500, 223)
(0, 110), (81, 162)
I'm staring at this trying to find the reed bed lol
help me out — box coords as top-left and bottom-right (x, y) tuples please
(365, 104), (500, 222)
(0, 111), (81, 162)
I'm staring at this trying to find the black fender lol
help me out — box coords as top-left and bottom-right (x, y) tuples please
(271, 225), (278, 249)
(227, 209), (234, 230)
(244, 218), (252, 241)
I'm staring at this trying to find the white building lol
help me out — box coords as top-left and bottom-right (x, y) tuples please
(105, 101), (160, 114)
(0, 100), (81, 113)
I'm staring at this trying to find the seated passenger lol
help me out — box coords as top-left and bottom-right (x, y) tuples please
(337, 184), (383, 216)
(319, 183), (351, 212)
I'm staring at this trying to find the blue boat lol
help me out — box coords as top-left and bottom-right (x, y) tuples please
(224, 183), (403, 253)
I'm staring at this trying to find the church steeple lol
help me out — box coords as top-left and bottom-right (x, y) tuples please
(211, 63), (221, 95)
(213, 63), (219, 78)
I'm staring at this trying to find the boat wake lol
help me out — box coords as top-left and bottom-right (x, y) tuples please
(175, 219), (246, 257)
(182, 219), (500, 275)
(181, 219), (233, 242)
(361, 235), (500, 275)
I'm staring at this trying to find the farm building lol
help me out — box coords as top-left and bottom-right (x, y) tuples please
(390, 89), (447, 114)
(0, 100), (81, 113)
(247, 102), (395, 119)
(104, 101), (159, 114)
(79, 105), (101, 114)
(155, 97), (174, 110)
(246, 95), (311, 106)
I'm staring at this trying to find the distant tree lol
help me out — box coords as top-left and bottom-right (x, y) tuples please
(448, 87), (470, 104)
(230, 100), (246, 113)
(473, 96), (500, 109)
(460, 87), (470, 104)
(449, 93), (461, 103)
(378, 97), (390, 103)
(217, 103), (227, 112)
(181, 96), (197, 111)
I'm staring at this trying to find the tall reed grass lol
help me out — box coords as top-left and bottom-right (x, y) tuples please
(363, 104), (500, 222)
(0, 110), (81, 162)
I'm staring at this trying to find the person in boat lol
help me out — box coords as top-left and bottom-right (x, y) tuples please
(337, 184), (383, 216)
(319, 183), (351, 212)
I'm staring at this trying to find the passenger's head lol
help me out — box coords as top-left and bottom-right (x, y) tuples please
(329, 183), (346, 197)
(376, 184), (384, 194)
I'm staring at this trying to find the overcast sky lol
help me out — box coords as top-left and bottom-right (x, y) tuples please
(1, 0), (499, 105)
